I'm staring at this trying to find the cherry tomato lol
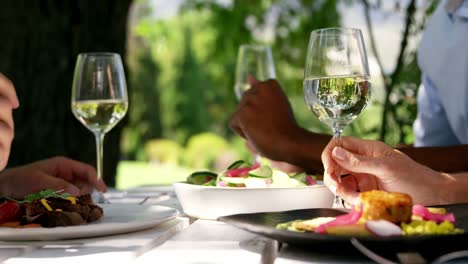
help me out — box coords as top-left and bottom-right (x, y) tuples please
(0, 201), (21, 223)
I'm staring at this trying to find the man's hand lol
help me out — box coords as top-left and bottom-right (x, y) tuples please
(0, 73), (19, 170)
(0, 156), (106, 199)
(229, 78), (302, 161)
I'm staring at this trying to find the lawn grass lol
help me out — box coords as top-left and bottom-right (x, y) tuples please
(116, 161), (192, 189)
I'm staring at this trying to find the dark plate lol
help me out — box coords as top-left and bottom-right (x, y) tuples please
(219, 203), (468, 257)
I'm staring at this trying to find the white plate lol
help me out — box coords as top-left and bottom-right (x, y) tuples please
(0, 204), (179, 241)
(174, 182), (334, 220)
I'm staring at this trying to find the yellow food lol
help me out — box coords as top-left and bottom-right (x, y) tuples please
(402, 220), (463, 235)
(357, 190), (412, 224)
(40, 199), (53, 211)
(292, 217), (335, 232)
(65, 197), (78, 204)
(325, 224), (372, 236)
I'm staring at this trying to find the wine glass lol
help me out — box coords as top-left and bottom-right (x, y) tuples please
(71, 52), (128, 203)
(303, 28), (371, 207)
(234, 44), (276, 100)
(234, 44), (276, 163)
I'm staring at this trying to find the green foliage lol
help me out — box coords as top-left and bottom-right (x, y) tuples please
(135, 10), (217, 144)
(125, 40), (163, 159)
(116, 161), (191, 189)
(173, 29), (212, 143)
(144, 139), (183, 165)
(183, 132), (230, 170)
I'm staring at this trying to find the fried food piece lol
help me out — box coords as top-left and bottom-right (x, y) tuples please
(292, 217), (335, 231)
(357, 190), (412, 224)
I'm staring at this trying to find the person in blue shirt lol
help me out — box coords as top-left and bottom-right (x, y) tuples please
(414, 0), (468, 147)
(0, 73), (106, 199)
(321, 0), (468, 205)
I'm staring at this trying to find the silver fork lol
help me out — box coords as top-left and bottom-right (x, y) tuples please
(432, 250), (468, 264)
(138, 196), (150, 205)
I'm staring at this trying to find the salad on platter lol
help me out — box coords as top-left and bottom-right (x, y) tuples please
(186, 160), (319, 188)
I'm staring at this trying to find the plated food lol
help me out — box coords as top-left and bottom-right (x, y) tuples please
(277, 190), (463, 237)
(0, 189), (103, 228)
(0, 204), (179, 241)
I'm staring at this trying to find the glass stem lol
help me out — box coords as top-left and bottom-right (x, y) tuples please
(333, 129), (342, 147)
(95, 133), (105, 181)
(332, 128), (345, 208)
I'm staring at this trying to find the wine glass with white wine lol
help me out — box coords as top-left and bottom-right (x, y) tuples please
(234, 44), (276, 163)
(303, 28), (371, 207)
(234, 44), (276, 99)
(71, 52), (128, 203)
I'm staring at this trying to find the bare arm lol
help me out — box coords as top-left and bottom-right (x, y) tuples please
(398, 145), (468, 173)
(276, 127), (331, 174)
(440, 171), (468, 204)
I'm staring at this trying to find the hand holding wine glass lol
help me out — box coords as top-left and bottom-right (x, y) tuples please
(71, 52), (128, 203)
(234, 44), (276, 163)
(303, 28), (371, 207)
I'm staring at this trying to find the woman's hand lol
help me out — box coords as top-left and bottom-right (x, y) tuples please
(0, 156), (106, 199)
(321, 137), (446, 205)
(0, 73), (19, 170)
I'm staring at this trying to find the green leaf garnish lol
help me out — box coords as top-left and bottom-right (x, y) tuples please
(7, 189), (72, 204)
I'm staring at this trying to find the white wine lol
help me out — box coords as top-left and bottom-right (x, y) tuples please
(304, 75), (371, 131)
(72, 99), (128, 134)
(234, 83), (251, 100)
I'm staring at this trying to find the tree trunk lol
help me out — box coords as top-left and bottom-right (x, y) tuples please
(0, 0), (133, 187)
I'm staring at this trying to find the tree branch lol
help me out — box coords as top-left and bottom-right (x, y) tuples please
(376, 0), (417, 141)
(361, 0), (388, 88)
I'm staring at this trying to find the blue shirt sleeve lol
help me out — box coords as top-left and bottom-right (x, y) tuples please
(413, 74), (461, 147)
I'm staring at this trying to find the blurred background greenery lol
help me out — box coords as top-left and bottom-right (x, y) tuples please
(0, 0), (438, 189)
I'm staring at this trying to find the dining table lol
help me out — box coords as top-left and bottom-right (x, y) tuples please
(1, 185), (466, 264)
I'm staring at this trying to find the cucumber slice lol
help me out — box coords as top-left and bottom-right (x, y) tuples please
(187, 171), (217, 185)
(290, 172), (307, 184)
(270, 170), (291, 187)
(220, 176), (247, 185)
(190, 171), (217, 177)
(227, 160), (248, 170)
(202, 178), (216, 186)
(270, 170), (306, 187)
(248, 165), (273, 178)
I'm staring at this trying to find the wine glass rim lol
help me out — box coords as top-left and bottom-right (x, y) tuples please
(77, 52), (121, 57)
(310, 27), (362, 35)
